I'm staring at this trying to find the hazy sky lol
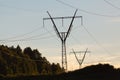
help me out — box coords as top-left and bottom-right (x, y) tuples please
(0, 0), (120, 70)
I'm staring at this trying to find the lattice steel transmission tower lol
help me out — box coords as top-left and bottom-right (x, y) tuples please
(71, 48), (90, 68)
(43, 9), (82, 71)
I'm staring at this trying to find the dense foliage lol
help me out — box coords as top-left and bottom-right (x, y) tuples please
(0, 45), (64, 77)
(0, 45), (120, 80)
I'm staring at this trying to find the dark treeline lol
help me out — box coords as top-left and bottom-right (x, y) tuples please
(64, 63), (120, 80)
(1, 63), (120, 80)
(0, 45), (120, 80)
(0, 45), (64, 77)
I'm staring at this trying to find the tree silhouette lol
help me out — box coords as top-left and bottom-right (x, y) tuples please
(0, 45), (63, 77)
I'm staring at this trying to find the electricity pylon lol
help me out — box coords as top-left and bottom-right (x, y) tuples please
(43, 9), (82, 71)
(71, 48), (90, 68)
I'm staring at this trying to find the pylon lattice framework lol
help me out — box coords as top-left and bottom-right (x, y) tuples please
(43, 9), (82, 71)
(71, 48), (90, 68)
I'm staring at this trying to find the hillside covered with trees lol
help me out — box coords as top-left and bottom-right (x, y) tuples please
(0, 45), (120, 80)
(0, 45), (64, 77)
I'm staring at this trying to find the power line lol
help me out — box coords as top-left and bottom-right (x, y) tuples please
(0, 28), (56, 43)
(56, 0), (120, 17)
(70, 25), (116, 64)
(0, 24), (43, 41)
(43, 26), (60, 42)
(81, 25), (114, 56)
(0, 3), (40, 13)
(104, 0), (120, 10)
(55, 0), (118, 64)
(1, 34), (56, 44)
(11, 28), (54, 41)
(0, 24), (60, 44)
(67, 25), (83, 50)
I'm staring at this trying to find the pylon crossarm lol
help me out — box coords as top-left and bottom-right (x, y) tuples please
(43, 16), (82, 20)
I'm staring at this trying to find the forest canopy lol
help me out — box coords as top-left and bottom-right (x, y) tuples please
(0, 45), (64, 77)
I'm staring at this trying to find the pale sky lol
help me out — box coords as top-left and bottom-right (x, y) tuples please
(0, 0), (120, 71)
